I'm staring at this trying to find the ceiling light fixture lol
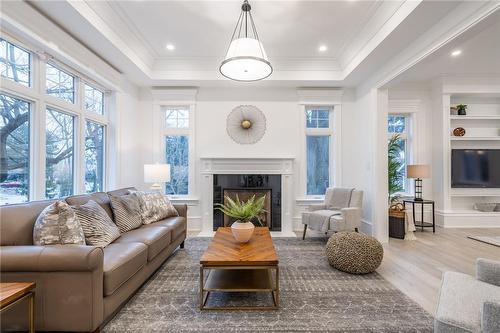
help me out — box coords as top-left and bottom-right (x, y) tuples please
(166, 44), (175, 51)
(451, 49), (462, 57)
(319, 45), (328, 52)
(220, 0), (272, 82)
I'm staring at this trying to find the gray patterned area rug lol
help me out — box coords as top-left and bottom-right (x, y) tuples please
(104, 238), (433, 332)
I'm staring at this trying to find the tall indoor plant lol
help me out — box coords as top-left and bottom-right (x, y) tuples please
(388, 134), (404, 202)
(215, 195), (266, 243)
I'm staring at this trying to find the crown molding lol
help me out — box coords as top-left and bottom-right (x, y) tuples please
(389, 99), (421, 114)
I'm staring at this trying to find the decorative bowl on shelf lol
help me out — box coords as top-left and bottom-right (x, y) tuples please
(453, 127), (466, 137)
(473, 203), (498, 212)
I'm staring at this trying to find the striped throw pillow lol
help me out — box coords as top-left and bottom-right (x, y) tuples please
(72, 200), (120, 247)
(109, 194), (142, 233)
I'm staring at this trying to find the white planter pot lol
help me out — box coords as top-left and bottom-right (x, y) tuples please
(230, 221), (255, 243)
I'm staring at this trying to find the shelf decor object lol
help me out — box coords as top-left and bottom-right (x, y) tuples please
(453, 127), (466, 136)
(226, 105), (266, 144)
(457, 104), (468, 116)
(144, 163), (171, 192)
(219, 0), (272, 81)
(407, 164), (430, 201)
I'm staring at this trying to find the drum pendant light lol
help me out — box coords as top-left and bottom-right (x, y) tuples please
(219, 0), (272, 82)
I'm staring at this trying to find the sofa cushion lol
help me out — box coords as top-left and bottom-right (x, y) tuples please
(33, 201), (85, 245)
(109, 194), (142, 233)
(113, 227), (171, 261)
(142, 216), (186, 240)
(103, 242), (147, 296)
(66, 192), (114, 220)
(72, 200), (121, 247)
(435, 272), (500, 332)
(133, 191), (178, 224)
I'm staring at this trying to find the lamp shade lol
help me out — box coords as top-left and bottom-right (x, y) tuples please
(220, 37), (272, 81)
(144, 164), (171, 183)
(407, 164), (430, 179)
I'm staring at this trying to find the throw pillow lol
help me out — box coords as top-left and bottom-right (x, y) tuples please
(72, 200), (120, 247)
(132, 191), (178, 224)
(109, 193), (142, 233)
(33, 201), (85, 246)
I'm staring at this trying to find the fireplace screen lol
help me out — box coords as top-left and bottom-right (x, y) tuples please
(223, 189), (272, 228)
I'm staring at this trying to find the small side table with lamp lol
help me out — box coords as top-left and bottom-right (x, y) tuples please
(405, 164), (435, 233)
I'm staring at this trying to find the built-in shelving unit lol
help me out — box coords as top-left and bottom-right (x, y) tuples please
(434, 88), (500, 228)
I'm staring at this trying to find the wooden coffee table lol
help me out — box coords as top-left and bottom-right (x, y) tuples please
(199, 227), (279, 310)
(0, 282), (35, 333)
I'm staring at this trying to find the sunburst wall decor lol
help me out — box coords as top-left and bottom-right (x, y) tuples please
(226, 105), (266, 145)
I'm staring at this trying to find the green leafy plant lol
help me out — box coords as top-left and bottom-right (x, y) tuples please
(457, 104), (467, 115)
(215, 195), (266, 225)
(388, 134), (404, 201)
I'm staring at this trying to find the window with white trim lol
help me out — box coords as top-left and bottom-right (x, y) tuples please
(388, 114), (411, 193)
(0, 36), (109, 205)
(305, 106), (334, 195)
(162, 106), (191, 196)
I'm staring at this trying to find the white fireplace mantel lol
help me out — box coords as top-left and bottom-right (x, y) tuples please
(198, 157), (296, 237)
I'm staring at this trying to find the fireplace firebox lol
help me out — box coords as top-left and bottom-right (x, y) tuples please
(213, 174), (281, 231)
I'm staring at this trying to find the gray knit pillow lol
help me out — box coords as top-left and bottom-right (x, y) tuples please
(109, 194), (142, 233)
(72, 200), (120, 247)
(33, 201), (85, 245)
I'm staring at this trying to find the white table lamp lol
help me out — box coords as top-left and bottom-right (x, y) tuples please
(144, 164), (171, 192)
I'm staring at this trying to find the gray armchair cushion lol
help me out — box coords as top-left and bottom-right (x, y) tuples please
(482, 301), (500, 333)
(477, 258), (500, 287)
(435, 272), (500, 333)
(325, 188), (353, 210)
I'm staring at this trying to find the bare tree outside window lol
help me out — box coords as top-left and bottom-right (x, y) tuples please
(0, 94), (30, 205)
(165, 135), (188, 195)
(0, 39), (30, 87)
(46, 63), (75, 103)
(85, 121), (104, 193)
(45, 108), (74, 199)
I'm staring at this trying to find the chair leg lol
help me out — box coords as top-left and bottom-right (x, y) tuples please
(354, 227), (359, 233)
(302, 224), (307, 240)
(180, 241), (185, 249)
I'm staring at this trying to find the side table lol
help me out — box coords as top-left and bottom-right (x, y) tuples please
(403, 199), (435, 233)
(0, 282), (35, 333)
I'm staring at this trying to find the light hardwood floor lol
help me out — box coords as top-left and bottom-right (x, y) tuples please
(189, 228), (500, 315)
(377, 227), (500, 315)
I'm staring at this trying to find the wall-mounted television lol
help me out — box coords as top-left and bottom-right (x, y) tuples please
(451, 149), (500, 188)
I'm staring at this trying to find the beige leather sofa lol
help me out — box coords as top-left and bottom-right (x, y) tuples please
(0, 187), (187, 332)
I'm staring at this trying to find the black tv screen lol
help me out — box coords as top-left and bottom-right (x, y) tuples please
(451, 149), (500, 188)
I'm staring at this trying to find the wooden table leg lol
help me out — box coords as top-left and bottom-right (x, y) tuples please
(199, 265), (204, 310)
(28, 292), (34, 333)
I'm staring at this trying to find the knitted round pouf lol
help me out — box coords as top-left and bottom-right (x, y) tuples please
(326, 232), (383, 274)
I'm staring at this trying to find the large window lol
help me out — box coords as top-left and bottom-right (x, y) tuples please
(0, 37), (109, 205)
(46, 63), (75, 103)
(162, 106), (191, 196)
(305, 106), (333, 195)
(0, 39), (30, 87)
(0, 94), (30, 205)
(45, 109), (74, 199)
(85, 121), (104, 193)
(388, 115), (410, 193)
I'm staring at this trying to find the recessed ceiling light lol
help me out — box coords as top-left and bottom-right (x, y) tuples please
(319, 45), (328, 52)
(166, 44), (175, 51)
(451, 49), (462, 57)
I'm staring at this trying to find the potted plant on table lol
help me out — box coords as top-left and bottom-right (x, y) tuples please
(215, 195), (266, 243)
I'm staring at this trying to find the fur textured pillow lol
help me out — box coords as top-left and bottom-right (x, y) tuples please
(132, 191), (178, 224)
(109, 194), (142, 233)
(33, 201), (85, 245)
(72, 200), (120, 247)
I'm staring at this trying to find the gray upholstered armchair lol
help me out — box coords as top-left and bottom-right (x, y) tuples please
(435, 258), (500, 333)
(302, 188), (363, 239)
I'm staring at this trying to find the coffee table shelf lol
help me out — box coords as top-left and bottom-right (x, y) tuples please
(204, 268), (274, 292)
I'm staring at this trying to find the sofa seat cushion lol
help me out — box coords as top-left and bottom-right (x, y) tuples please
(141, 217), (186, 240)
(113, 227), (171, 261)
(435, 272), (500, 332)
(103, 242), (147, 296)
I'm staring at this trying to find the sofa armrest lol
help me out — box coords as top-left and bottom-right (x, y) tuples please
(476, 258), (500, 287)
(174, 204), (188, 219)
(308, 204), (326, 212)
(482, 301), (500, 333)
(0, 245), (103, 272)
